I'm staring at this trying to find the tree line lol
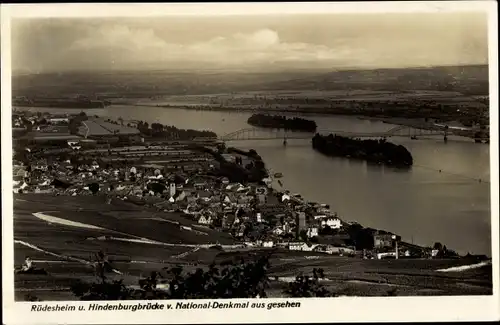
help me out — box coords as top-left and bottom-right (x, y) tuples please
(312, 133), (413, 168)
(134, 121), (217, 140)
(67, 251), (336, 300)
(247, 114), (317, 132)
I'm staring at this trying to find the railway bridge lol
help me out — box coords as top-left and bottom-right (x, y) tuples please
(219, 125), (452, 142)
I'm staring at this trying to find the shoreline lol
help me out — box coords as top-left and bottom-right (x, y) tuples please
(14, 103), (484, 141)
(216, 146), (475, 258)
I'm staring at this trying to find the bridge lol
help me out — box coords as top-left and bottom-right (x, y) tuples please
(220, 125), (451, 142)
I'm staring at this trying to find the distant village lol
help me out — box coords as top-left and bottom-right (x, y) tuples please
(12, 110), (468, 261)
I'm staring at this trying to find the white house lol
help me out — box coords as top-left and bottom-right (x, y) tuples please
(198, 215), (212, 225)
(262, 241), (274, 248)
(281, 194), (291, 202)
(91, 161), (100, 170)
(48, 117), (69, 124)
(289, 242), (319, 252)
(377, 252), (397, 260)
(321, 217), (342, 229)
(289, 242), (308, 251)
(169, 183), (176, 197)
(307, 227), (319, 238)
(320, 246), (354, 255)
(314, 215), (328, 220)
(273, 227), (285, 235)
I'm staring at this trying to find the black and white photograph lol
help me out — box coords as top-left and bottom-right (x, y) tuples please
(1, 2), (499, 323)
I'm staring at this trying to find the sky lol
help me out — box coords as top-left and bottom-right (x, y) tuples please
(11, 13), (489, 73)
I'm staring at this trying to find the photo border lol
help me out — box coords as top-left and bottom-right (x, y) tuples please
(2, 2), (499, 324)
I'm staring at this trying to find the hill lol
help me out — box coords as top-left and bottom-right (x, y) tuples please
(256, 65), (489, 95)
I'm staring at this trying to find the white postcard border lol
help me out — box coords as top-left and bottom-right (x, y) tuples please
(2, 2), (499, 324)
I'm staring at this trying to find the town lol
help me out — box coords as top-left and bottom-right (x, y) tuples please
(12, 110), (469, 261)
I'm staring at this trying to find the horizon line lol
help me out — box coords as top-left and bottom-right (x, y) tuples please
(12, 63), (489, 76)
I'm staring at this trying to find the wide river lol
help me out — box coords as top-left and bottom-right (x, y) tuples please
(18, 105), (492, 255)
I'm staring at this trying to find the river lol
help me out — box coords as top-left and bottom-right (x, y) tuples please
(17, 105), (492, 255)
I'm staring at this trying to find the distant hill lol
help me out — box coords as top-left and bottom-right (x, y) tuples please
(254, 65), (489, 95)
(11, 65), (489, 99)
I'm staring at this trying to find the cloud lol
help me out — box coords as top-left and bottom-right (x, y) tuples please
(11, 15), (489, 72)
(67, 25), (351, 67)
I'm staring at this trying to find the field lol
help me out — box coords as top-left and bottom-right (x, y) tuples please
(10, 194), (492, 300)
(12, 65), (489, 99)
(130, 89), (487, 110)
(79, 117), (140, 137)
(12, 65), (489, 128)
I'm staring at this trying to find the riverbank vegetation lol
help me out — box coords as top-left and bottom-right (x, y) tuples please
(133, 121), (217, 140)
(312, 133), (413, 167)
(247, 114), (317, 132)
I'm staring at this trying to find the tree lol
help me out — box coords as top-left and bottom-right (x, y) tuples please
(433, 242), (443, 251)
(173, 174), (185, 184)
(217, 143), (226, 154)
(285, 268), (333, 297)
(319, 225), (336, 236)
(52, 179), (72, 189)
(71, 252), (272, 300)
(148, 183), (166, 195)
(299, 230), (308, 242)
(89, 183), (100, 195)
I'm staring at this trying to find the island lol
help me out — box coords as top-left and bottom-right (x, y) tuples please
(247, 114), (317, 132)
(312, 133), (413, 167)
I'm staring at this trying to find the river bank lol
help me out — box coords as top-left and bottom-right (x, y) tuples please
(13, 104), (483, 141)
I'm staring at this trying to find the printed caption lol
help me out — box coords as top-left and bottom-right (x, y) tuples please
(31, 301), (302, 312)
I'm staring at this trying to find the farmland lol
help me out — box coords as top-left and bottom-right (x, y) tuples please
(12, 194), (492, 301)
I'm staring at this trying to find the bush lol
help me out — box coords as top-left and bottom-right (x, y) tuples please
(71, 252), (339, 300)
(24, 294), (42, 302)
(89, 183), (100, 195)
(285, 268), (333, 297)
(71, 252), (271, 300)
(71, 279), (136, 300)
